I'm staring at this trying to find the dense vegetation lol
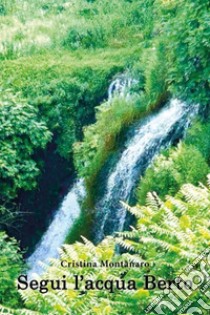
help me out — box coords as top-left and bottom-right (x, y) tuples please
(138, 119), (210, 204)
(0, 0), (209, 314)
(73, 0), (209, 204)
(0, 90), (51, 201)
(1, 177), (210, 314)
(0, 232), (24, 308)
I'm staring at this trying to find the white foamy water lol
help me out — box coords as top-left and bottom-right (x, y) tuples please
(94, 99), (199, 242)
(27, 75), (199, 275)
(27, 180), (85, 276)
(108, 75), (138, 102)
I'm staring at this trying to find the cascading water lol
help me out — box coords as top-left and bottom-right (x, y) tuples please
(27, 75), (199, 275)
(93, 99), (199, 243)
(27, 75), (137, 275)
(108, 74), (138, 102)
(27, 180), (85, 276)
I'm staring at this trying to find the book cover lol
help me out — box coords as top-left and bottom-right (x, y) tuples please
(0, 1), (209, 314)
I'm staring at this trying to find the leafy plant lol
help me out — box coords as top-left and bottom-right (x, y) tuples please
(185, 119), (210, 162)
(159, 0), (210, 105)
(137, 139), (209, 205)
(0, 90), (51, 200)
(0, 232), (24, 308)
(2, 176), (209, 314)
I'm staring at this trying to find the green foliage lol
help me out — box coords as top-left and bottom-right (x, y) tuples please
(73, 93), (162, 206)
(0, 0), (144, 234)
(143, 42), (168, 106)
(72, 0), (210, 201)
(3, 176), (210, 314)
(0, 0), (154, 60)
(137, 118), (210, 205)
(0, 232), (24, 308)
(0, 204), (19, 231)
(1, 48), (137, 160)
(185, 119), (210, 162)
(120, 177), (210, 271)
(138, 142), (209, 204)
(117, 176), (210, 314)
(74, 96), (145, 177)
(161, 0), (210, 105)
(73, 47), (169, 203)
(0, 0), (209, 311)
(0, 90), (51, 200)
(1, 0), (209, 198)
(0, 0), (14, 15)
(62, 0), (154, 50)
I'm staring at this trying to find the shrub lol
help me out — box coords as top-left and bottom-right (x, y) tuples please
(0, 90), (51, 200)
(185, 120), (210, 162)
(161, 0), (210, 105)
(137, 143), (209, 204)
(3, 176), (210, 314)
(0, 232), (24, 308)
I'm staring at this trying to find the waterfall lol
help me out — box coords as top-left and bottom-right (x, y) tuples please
(27, 180), (85, 276)
(108, 74), (138, 102)
(93, 99), (199, 243)
(27, 76), (199, 275)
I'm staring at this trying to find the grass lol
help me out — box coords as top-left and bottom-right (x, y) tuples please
(0, 0), (150, 60)
(0, 46), (141, 160)
(0, 46), (141, 89)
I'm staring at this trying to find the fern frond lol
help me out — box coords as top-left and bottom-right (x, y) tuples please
(80, 236), (97, 255)
(0, 305), (14, 315)
(146, 192), (162, 211)
(120, 201), (144, 218)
